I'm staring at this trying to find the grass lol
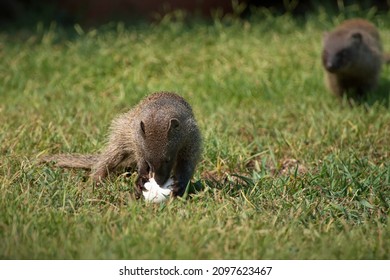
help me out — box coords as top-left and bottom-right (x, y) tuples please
(0, 8), (389, 259)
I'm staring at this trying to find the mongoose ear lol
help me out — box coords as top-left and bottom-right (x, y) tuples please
(169, 118), (180, 131)
(351, 32), (362, 43)
(140, 121), (146, 135)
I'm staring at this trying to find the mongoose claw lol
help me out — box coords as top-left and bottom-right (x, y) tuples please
(135, 175), (149, 199)
(171, 182), (185, 197)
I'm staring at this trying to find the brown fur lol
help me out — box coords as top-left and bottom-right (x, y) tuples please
(40, 154), (99, 169)
(322, 19), (384, 97)
(41, 92), (202, 197)
(384, 53), (390, 64)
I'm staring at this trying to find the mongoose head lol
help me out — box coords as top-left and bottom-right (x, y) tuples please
(322, 31), (363, 73)
(139, 114), (183, 186)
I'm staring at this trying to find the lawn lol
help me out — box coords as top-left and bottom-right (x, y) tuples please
(0, 7), (389, 259)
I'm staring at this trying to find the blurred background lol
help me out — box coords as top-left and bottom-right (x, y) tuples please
(1, 0), (389, 26)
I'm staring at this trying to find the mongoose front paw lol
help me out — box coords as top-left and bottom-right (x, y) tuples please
(171, 182), (185, 197)
(135, 175), (149, 199)
(91, 169), (108, 184)
(91, 175), (104, 187)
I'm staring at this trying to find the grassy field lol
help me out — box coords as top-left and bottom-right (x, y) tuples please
(0, 8), (389, 259)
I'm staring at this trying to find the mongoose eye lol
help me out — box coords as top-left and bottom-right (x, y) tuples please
(337, 49), (350, 65)
(339, 49), (349, 58)
(140, 121), (146, 135)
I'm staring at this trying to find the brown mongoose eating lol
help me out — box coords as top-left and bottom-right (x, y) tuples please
(41, 92), (202, 198)
(322, 19), (388, 98)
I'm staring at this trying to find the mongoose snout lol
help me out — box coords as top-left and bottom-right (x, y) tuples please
(322, 49), (350, 73)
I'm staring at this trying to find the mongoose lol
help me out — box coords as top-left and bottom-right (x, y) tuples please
(322, 19), (388, 98)
(41, 92), (202, 197)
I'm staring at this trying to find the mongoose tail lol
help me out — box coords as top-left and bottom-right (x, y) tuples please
(40, 154), (99, 170)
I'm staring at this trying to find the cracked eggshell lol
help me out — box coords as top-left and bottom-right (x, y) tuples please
(142, 178), (174, 203)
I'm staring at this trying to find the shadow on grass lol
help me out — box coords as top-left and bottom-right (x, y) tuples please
(340, 77), (390, 109)
(365, 77), (390, 108)
(195, 172), (255, 198)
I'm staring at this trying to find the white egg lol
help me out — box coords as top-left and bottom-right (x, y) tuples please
(142, 178), (174, 203)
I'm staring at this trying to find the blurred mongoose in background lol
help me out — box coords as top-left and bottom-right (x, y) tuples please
(322, 19), (389, 98)
(41, 92), (202, 197)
